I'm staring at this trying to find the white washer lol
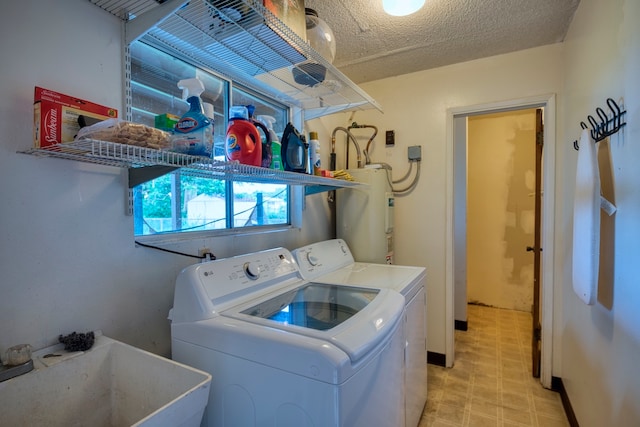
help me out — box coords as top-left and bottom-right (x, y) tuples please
(292, 239), (427, 427)
(170, 247), (406, 427)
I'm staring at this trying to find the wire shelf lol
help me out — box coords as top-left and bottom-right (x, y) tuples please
(19, 139), (363, 188)
(87, 0), (381, 119)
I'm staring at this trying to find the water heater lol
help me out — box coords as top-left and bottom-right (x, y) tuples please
(337, 167), (395, 264)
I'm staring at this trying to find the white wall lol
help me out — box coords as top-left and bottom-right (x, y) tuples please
(310, 44), (564, 357)
(0, 0), (332, 357)
(559, 0), (640, 425)
(467, 110), (537, 311)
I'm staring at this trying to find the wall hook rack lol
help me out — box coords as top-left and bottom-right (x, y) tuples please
(572, 98), (626, 150)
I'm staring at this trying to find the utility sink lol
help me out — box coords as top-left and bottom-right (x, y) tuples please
(0, 333), (211, 426)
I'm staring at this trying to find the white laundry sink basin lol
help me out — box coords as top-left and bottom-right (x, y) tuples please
(0, 333), (211, 427)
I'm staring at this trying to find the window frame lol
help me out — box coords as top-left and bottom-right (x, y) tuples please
(128, 41), (302, 243)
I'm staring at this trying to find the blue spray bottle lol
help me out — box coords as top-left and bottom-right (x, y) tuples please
(172, 78), (213, 156)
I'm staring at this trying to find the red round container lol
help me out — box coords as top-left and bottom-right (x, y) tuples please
(225, 118), (262, 166)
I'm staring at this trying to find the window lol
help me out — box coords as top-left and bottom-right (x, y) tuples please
(129, 42), (290, 237)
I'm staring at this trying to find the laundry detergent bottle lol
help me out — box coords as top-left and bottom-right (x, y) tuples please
(172, 78), (213, 156)
(246, 106), (271, 168)
(257, 115), (283, 170)
(225, 106), (262, 166)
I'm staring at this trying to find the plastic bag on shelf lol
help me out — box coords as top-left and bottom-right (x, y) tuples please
(75, 118), (172, 150)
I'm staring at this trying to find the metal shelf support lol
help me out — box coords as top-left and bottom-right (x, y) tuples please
(128, 165), (179, 188)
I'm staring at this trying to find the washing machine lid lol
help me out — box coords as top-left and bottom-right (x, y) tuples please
(319, 263), (425, 297)
(224, 282), (404, 362)
(240, 283), (378, 330)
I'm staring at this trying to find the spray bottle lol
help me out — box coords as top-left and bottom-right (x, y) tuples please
(257, 115), (283, 170)
(172, 78), (213, 156)
(203, 102), (215, 155)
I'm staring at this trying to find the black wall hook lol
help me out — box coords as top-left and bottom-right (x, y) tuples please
(572, 98), (627, 150)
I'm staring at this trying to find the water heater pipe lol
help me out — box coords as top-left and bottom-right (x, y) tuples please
(331, 127), (363, 169)
(348, 122), (378, 165)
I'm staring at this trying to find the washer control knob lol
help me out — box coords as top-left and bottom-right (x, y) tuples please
(243, 262), (260, 280)
(307, 252), (319, 266)
(340, 244), (348, 254)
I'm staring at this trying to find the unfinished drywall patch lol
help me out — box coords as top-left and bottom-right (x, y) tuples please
(467, 109), (537, 311)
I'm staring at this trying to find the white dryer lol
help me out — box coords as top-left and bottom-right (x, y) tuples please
(292, 239), (427, 427)
(170, 247), (406, 427)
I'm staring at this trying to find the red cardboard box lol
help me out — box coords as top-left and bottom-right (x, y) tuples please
(33, 86), (118, 148)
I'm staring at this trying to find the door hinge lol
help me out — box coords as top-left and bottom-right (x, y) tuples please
(536, 131), (544, 146)
(534, 325), (542, 341)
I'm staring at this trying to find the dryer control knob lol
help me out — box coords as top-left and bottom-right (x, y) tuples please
(243, 262), (260, 280)
(307, 252), (319, 266)
(340, 244), (348, 254)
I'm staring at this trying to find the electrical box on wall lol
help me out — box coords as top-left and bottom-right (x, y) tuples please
(408, 145), (422, 161)
(386, 130), (395, 146)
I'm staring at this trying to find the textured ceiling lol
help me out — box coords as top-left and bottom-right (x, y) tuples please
(304, 0), (580, 84)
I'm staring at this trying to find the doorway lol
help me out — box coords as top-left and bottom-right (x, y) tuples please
(445, 95), (556, 389)
(466, 110), (538, 310)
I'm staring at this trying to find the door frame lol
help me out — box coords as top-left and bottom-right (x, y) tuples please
(444, 94), (556, 388)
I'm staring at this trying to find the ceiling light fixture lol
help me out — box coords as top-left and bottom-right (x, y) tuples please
(382, 0), (425, 16)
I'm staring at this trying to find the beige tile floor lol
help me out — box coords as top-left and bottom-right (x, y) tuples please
(419, 304), (570, 427)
